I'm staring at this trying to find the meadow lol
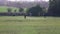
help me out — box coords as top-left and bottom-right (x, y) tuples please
(0, 6), (19, 12)
(0, 16), (60, 34)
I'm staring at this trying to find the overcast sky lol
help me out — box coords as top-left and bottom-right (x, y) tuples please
(8, 0), (49, 2)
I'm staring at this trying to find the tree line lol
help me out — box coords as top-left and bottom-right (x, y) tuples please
(7, 4), (47, 16)
(7, 0), (60, 16)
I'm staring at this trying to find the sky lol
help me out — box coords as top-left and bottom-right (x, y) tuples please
(8, 0), (49, 2)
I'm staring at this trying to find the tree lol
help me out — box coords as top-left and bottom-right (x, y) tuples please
(23, 8), (28, 13)
(7, 8), (12, 16)
(28, 4), (43, 16)
(7, 8), (12, 12)
(48, 0), (60, 16)
(19, 8), (23, 12)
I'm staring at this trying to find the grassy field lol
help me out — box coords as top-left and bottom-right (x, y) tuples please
(0, 6), (19, 12)
(0, 16), (60, 34)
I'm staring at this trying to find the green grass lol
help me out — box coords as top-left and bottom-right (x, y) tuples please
(0, 16), (60, 34)
(0, 6), (19, 12)
(0, 6), (7, 12)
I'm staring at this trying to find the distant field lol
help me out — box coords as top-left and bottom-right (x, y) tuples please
(0, 6), (19, 12)
(0, 16), (60, 34)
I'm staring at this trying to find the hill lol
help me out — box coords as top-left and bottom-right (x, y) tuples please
(0, 0), (49, 8)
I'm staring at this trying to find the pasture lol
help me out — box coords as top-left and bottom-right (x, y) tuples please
(0, 6), (19, 12)
(0, 16), (60, 34)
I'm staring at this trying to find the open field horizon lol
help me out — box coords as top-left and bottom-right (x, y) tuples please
(0, 16), (60, 34)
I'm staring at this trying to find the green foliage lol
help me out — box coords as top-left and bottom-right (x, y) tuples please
(28, 5), (43, 16)
(23, 8), (28, 13)
(19, 8), (23, 12)
(48, 0), (60, 16)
